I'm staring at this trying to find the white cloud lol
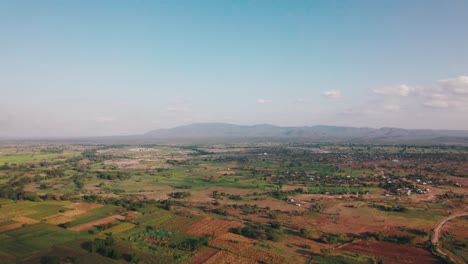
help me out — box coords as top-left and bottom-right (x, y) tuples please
(383, 104), (401, 112)
(294, 98), (306, 103)
(322, 90), (341, 99)
(423, 100), (450, 108)
(164, 98), (192, 113)
(437, 76), (468, 95)
(165, 106), (190, 112)
(257, 98), (273, 104)
(372, 84), (415, 97)
(93, 116), (115, 122)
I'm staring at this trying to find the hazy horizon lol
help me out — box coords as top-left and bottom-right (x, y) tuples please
(2, 1), (468, 137)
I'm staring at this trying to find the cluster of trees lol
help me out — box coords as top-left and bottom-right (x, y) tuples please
(83, 233), (139, 262)
(130, 226), (208, 251)
(0, 186), (41, 201)
(362, 231), (416, 245)
(131, 226), (178, 243)
(369, 203), (406, 212)
(211, 190), (242, 201)
(317, 233), (349, 244)
(171, 236), (208, 251)
(97, 171), (130, 181)
(230, 222), (282, 241)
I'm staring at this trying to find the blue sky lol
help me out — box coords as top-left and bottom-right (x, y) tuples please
(1, 0), (468, 137)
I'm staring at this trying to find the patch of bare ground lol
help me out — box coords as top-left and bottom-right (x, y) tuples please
(69, 215), (125, 231)
(216, 170), (236, 175)
(241, 198), (307, 212)
(209, 233), (256, 253)
(282, 234), (333, 254)
(77, 158), (91, 165)
(185, 218), (242, 237)
(20, 247), (84, 264)
(282, 185), (308, 192)
(305, 203), (439, 235)
(0, 222), (23, 232)
(190, 248), (220, 264)
(103, 159), (149, 169)
(12, 216), (39, 225)
(204, 250), (255, 264)
(42, 214), (74, 225)
(125, 210), (140, 220)
(23, 183), (39, 192)
(65, 203), (102, 211)
(0, 252), (15, 261)
(186, 187), (256, 203)
(240, 247), (286, 264)
(339, 241), (441, 264)
(141, 185), (173, 192)
(443, 216), (468, 239)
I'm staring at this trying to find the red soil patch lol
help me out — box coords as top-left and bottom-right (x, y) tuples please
(241, 198), (307, 212)
(0, 222), (23, 232)
(187, 187), (256, 203)
(12, 216), (40, 225)
(125, 211), (139, 220)
(216, 170), (236, 175)
(339, 241), (442, 264)
(185, 218), (242, 237)
(281, 235), (332, 254)
(0, 252), (15, 261)
(441, 216), (468, 240)
(204, 250), (255, 264)
(69, 215), (125, 231)
(241, 248), (286, 264)
(209, 233), (256, 253)
(65, 203), (102, 211)
(190, 248), (220, 264)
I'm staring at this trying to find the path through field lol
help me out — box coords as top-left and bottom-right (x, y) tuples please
(431, 212), (468, 264)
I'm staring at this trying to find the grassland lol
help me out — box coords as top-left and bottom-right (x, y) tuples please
(0, 142), (465, 263)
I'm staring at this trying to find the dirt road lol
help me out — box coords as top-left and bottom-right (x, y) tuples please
(431, 212), (468, 263)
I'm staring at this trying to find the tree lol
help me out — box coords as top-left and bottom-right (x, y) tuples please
(130, 253), (140, 263)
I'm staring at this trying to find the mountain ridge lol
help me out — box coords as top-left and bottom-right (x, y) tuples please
(144, 123), (468, 143)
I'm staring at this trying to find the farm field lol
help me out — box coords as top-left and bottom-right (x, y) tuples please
(0, 142), (466, 263)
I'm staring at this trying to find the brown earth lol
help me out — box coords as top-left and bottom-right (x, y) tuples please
(190, 248), (220, 264)
(339, 241), (442, 264)
(216, 170), (236, 175)
(69, 215), (126, 231)
(443, 216), (468, 239)
(42, 214), (74, 225)
(241, 247), (286, 264)
(0, 252), (15, 261)
(0, 222), (23, 232)
(204, 250), (255, 264)
(209, 233), (256, 253)
(185, 218), (242, 237)
(12, 216), (40, 225)
(65, 203), (102, 211)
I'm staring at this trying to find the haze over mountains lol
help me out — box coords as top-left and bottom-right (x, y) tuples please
(144, 123), (468, 144)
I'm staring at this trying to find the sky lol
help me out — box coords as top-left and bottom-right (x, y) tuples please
(1, 0), (468, 137)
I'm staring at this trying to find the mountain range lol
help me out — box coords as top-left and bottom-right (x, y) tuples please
(144, 123), (468, 144)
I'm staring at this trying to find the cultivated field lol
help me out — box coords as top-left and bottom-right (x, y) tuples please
(0, 142), (466, 263)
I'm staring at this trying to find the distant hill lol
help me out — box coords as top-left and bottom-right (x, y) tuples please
(144, 123), (468, 144)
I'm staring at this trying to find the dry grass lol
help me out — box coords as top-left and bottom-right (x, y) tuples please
(185, 218), (242, 237)
(12, 216), (40, 225)
(0, 222), (23, 232)
(42, 214), (74, 225)
(65, 203), (102, 211)
(69, 215), (126, 231)
(209, 233), (256, 253)
(204, 250), (256, 264)
(241, 248), (286, 264)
